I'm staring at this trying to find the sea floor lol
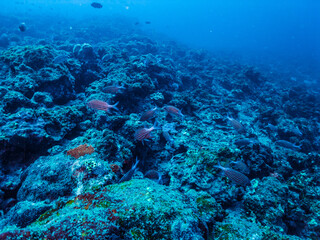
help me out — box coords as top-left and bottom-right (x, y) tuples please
(0, 14), (319, 240)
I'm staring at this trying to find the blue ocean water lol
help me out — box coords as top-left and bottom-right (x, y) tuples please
(1, 0), (319, 77)
(0, 1), (320, 239)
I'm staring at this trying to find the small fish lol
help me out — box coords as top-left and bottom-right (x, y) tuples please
(214, 162), (250, 186)
(119, 158), (139, 183)
(140, 107), (157, 121)
(163, 105), (184, 119)
(87, 99), (119, 112)
(234, 138), (255, 147)
(104, 85), (125, 94)
(230, 161), (250, 174)
(227, 116), (245, 133)
(266, 123), (277, 132)
(101, 54), (113, 62)
(19, 22), (26, 32)
(162, 130), (175, 145)
(145, 21), (151, 24)
(134, 122), (159, 143)
(275, 140), (301, 151)
(53, 54), (69, 65)
(292, 126), (302, 137)
(91, 2), (103, 8)
(144, 170), (163, 184)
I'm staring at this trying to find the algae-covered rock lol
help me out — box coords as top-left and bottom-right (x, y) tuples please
(31, 92), (54, 107)
(36, 105), (85, 142)
(0, 179), (208, 239)
(36, 67), (75, 104)
(8, 74), (38, 98)
(212, 210), (303, 240)
(17, 153), (76, 202)
(3, 90), (35, 113)
(0, 201), (52, 228)
(243, 177), (288, 227)
(73, 43), (96, 60)
(0, 45), (54, 70)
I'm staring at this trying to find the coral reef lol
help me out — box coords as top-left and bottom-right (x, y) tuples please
(0, 13), (319, 240)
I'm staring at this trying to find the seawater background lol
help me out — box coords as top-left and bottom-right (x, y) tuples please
(1, 0), (319, 79)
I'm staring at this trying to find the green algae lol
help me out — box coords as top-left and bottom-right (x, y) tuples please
(84, 159), (97, 173)
(19, 179), (205, 239)
(95, 200), (111, 208)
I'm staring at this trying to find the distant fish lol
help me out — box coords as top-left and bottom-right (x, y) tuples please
(227, 116), (245, 133)
(101, 54), (113, 62)
(140, 107), (157, 121)
(275, 140), (301, 151)
(91, 2), (103, 8)
(292, 126), (302, 137)
(145, 21), (151, 24)
(163, 105), (184, 119)
(266, 123), (277, 132)
(19, 22), (27, 32)
(87, 99), (119, 112)
(214, 163), (250, 186)
(230, 161), (250, 174)
(162, 123), (177, 146)
(144, 170), (163, 184)
(53, 54), (69, 65)
(119, 158), (139, 183)
(104, 85), (125, 94)
(234, 138), (255, 147)
(162, 130), (175, 145)
(134, 122), (159, 143)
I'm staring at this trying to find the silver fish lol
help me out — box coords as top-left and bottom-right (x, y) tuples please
(292, 126), (302, 137)
(144, 170), (163, 184)
(227, 116), (245, 133)
(118, 158), (139, 183)
(230, 161), (250, 174)
(275, 140), (301, 151)
(267, 123), (277, 132)
(163, 130), (174, 144)
(53, 54), (69, 64)
(234, 138), (255, 147)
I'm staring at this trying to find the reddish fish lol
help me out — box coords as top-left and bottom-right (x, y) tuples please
(104, 85), (125, 94)
(140, 107), (157, 121)
(227, 116), (245, 133)
(214, 162), (250, 186)
(163, 105), (184, 118)
(87, 99), (119, 112)
(134, 122), (159, 143)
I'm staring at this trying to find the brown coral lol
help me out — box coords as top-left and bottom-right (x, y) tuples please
(67, 144), (94, 159)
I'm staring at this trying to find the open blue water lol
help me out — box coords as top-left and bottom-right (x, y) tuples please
(1, 0), (319, 77)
